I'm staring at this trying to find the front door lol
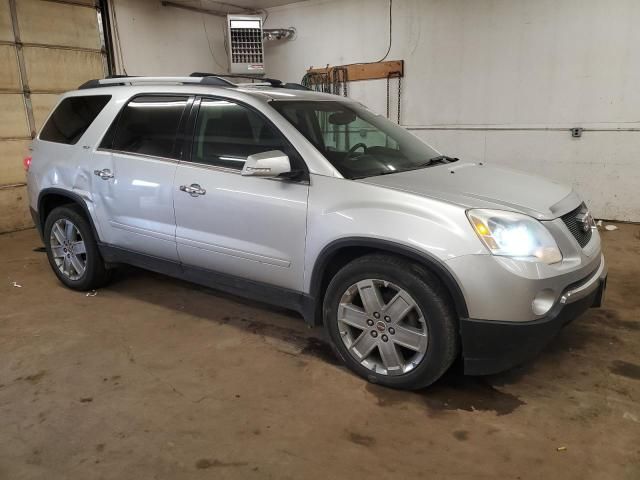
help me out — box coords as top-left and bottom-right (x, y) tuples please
(91, 95), (190, 261)
(173, 97), (309, 290)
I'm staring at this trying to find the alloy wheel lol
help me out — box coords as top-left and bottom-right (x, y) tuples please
(49, 219), (87, 281)
(337, 279), (428, 376)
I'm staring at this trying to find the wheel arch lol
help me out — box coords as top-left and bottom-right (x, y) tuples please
(37, 188), (101, 243)
(308, 238), (469, 326)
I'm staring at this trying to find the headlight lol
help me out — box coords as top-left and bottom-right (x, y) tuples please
(467, 209), (562, 264)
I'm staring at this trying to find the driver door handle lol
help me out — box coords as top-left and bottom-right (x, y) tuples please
(94, 168), (114, 180)
(179, 183), (206, 197)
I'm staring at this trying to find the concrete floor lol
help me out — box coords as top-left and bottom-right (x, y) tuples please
(0, 225), (638, 480)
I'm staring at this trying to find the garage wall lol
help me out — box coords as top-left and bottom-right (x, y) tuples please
(264, 0), (640, 221)
(108, 0), (228, 76)
(0, 0), (105, 233)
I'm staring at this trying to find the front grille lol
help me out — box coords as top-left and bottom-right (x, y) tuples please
(560, 203), (593, 248)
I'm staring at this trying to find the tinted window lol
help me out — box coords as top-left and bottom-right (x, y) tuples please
(191, 98), (287, 170)
(40, 95), (111, 145)
(109, 96), (188, 158)
(271, 100), (442, 179)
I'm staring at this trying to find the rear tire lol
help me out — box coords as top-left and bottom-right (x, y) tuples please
(44, 205), (110, 291)
(323, 254), (458, 390)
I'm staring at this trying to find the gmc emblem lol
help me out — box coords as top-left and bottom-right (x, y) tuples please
(575, 210), (595, 232)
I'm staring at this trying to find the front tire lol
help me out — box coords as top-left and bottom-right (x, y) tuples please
(44, 205), (110, 291)
(323, 254), (458, 390)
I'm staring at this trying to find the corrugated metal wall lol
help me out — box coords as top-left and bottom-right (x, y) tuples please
(0, 0), (105, 233)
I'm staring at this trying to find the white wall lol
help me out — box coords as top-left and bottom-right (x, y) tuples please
(109, 0), (229, 76)
(264, 0), (640, 221)
(109, 0), (640, 221)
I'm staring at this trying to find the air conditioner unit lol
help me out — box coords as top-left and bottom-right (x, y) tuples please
(227, 15), (264, 75)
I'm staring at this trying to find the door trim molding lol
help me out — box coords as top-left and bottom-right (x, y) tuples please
(109, 220), (176, 243)
(177, 237), (291, 268)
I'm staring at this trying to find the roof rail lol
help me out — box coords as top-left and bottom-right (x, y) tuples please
(189, 72), (311, 91)
(190, 72), (283, 87)
(78, 75), (236, 90)
(280, 83), (311, 91)
(78, 74), (311, 91)
(235, 82), (273, 87)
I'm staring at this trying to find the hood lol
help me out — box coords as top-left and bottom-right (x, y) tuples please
(358, 162), (579, 220)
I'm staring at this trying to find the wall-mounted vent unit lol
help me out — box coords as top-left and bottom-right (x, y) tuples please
(227, 15), (264, 75)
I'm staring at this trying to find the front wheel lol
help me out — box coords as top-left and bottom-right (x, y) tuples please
(323, 254), (458, 390)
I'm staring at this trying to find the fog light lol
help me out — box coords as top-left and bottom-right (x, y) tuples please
(532, 289), (556, 316)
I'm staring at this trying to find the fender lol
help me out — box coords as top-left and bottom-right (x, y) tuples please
(37, 188), (102, 243)
(309, 237), (469, 321)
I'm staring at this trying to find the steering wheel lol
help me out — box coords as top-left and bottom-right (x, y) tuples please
(344, 143), (368, 161)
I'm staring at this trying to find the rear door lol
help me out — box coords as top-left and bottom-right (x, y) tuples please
(91, 95), (191, 261)
(173, 96), (309, 290)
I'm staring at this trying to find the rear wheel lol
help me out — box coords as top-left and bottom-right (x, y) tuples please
(44, 205), (110, 291)
(324, 254), (458, 390)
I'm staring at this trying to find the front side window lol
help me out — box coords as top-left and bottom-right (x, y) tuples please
(271, 100), (444, 179)
(191, 98), (288, 170)
(40, 95), (111, 145)
(107, 96), (188, 159)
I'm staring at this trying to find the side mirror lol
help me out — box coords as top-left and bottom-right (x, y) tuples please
(241, 150), (291, 177)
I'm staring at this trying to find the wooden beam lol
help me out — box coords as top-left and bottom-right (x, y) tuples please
(306, 60), (403, 82)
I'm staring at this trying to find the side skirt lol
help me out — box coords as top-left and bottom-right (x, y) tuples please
(98, 243), (315, 323)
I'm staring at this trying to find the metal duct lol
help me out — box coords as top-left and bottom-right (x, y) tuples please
(263, 28), (296, 41)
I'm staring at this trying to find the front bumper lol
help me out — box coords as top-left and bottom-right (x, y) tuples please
(460, 255), (607, 375)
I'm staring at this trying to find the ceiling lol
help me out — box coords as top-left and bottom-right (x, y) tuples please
(162, 0), (306, 14)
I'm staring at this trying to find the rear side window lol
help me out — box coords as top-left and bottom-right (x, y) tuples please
(104, 95), (188, 159)
(40, 95), (111, 145)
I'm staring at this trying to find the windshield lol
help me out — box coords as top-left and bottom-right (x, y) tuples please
(270, 100), (445, 179)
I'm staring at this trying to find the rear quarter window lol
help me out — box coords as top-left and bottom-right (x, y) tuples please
(39, 95), (111, 145)
(101, 95), (188, 159)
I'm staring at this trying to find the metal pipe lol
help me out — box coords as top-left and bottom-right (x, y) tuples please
(161, 1), (255, 17)
(40, 0), (97, 8)
(263, 28), (296, 41)
(161, 1), (227, 17)
(404, 126), (640, 133)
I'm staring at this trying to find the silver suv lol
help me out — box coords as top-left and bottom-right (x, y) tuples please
(26, 75), (607, 390)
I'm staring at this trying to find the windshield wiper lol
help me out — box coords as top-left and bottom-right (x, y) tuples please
(399, 155), (459, 172)
(422, 155), (459, 166)
(361, 155), (460, 179)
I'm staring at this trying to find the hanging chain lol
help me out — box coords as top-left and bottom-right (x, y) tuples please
(343, 69), (349, 97)
(302, 67), (349, 96)
(387, 71), (402, 124)
(397, 74), (402, 124)
(331, 67), (349, 97)
(386, 74), (390, 119)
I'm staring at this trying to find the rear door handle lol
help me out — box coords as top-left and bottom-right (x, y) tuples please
(94, 168), (114, 180)
(179, 183), (206, 197)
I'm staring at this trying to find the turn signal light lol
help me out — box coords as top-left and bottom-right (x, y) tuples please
(23, 156), (32, 171)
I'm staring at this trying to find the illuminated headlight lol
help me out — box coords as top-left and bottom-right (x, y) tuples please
(467, 209), (562, 264)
